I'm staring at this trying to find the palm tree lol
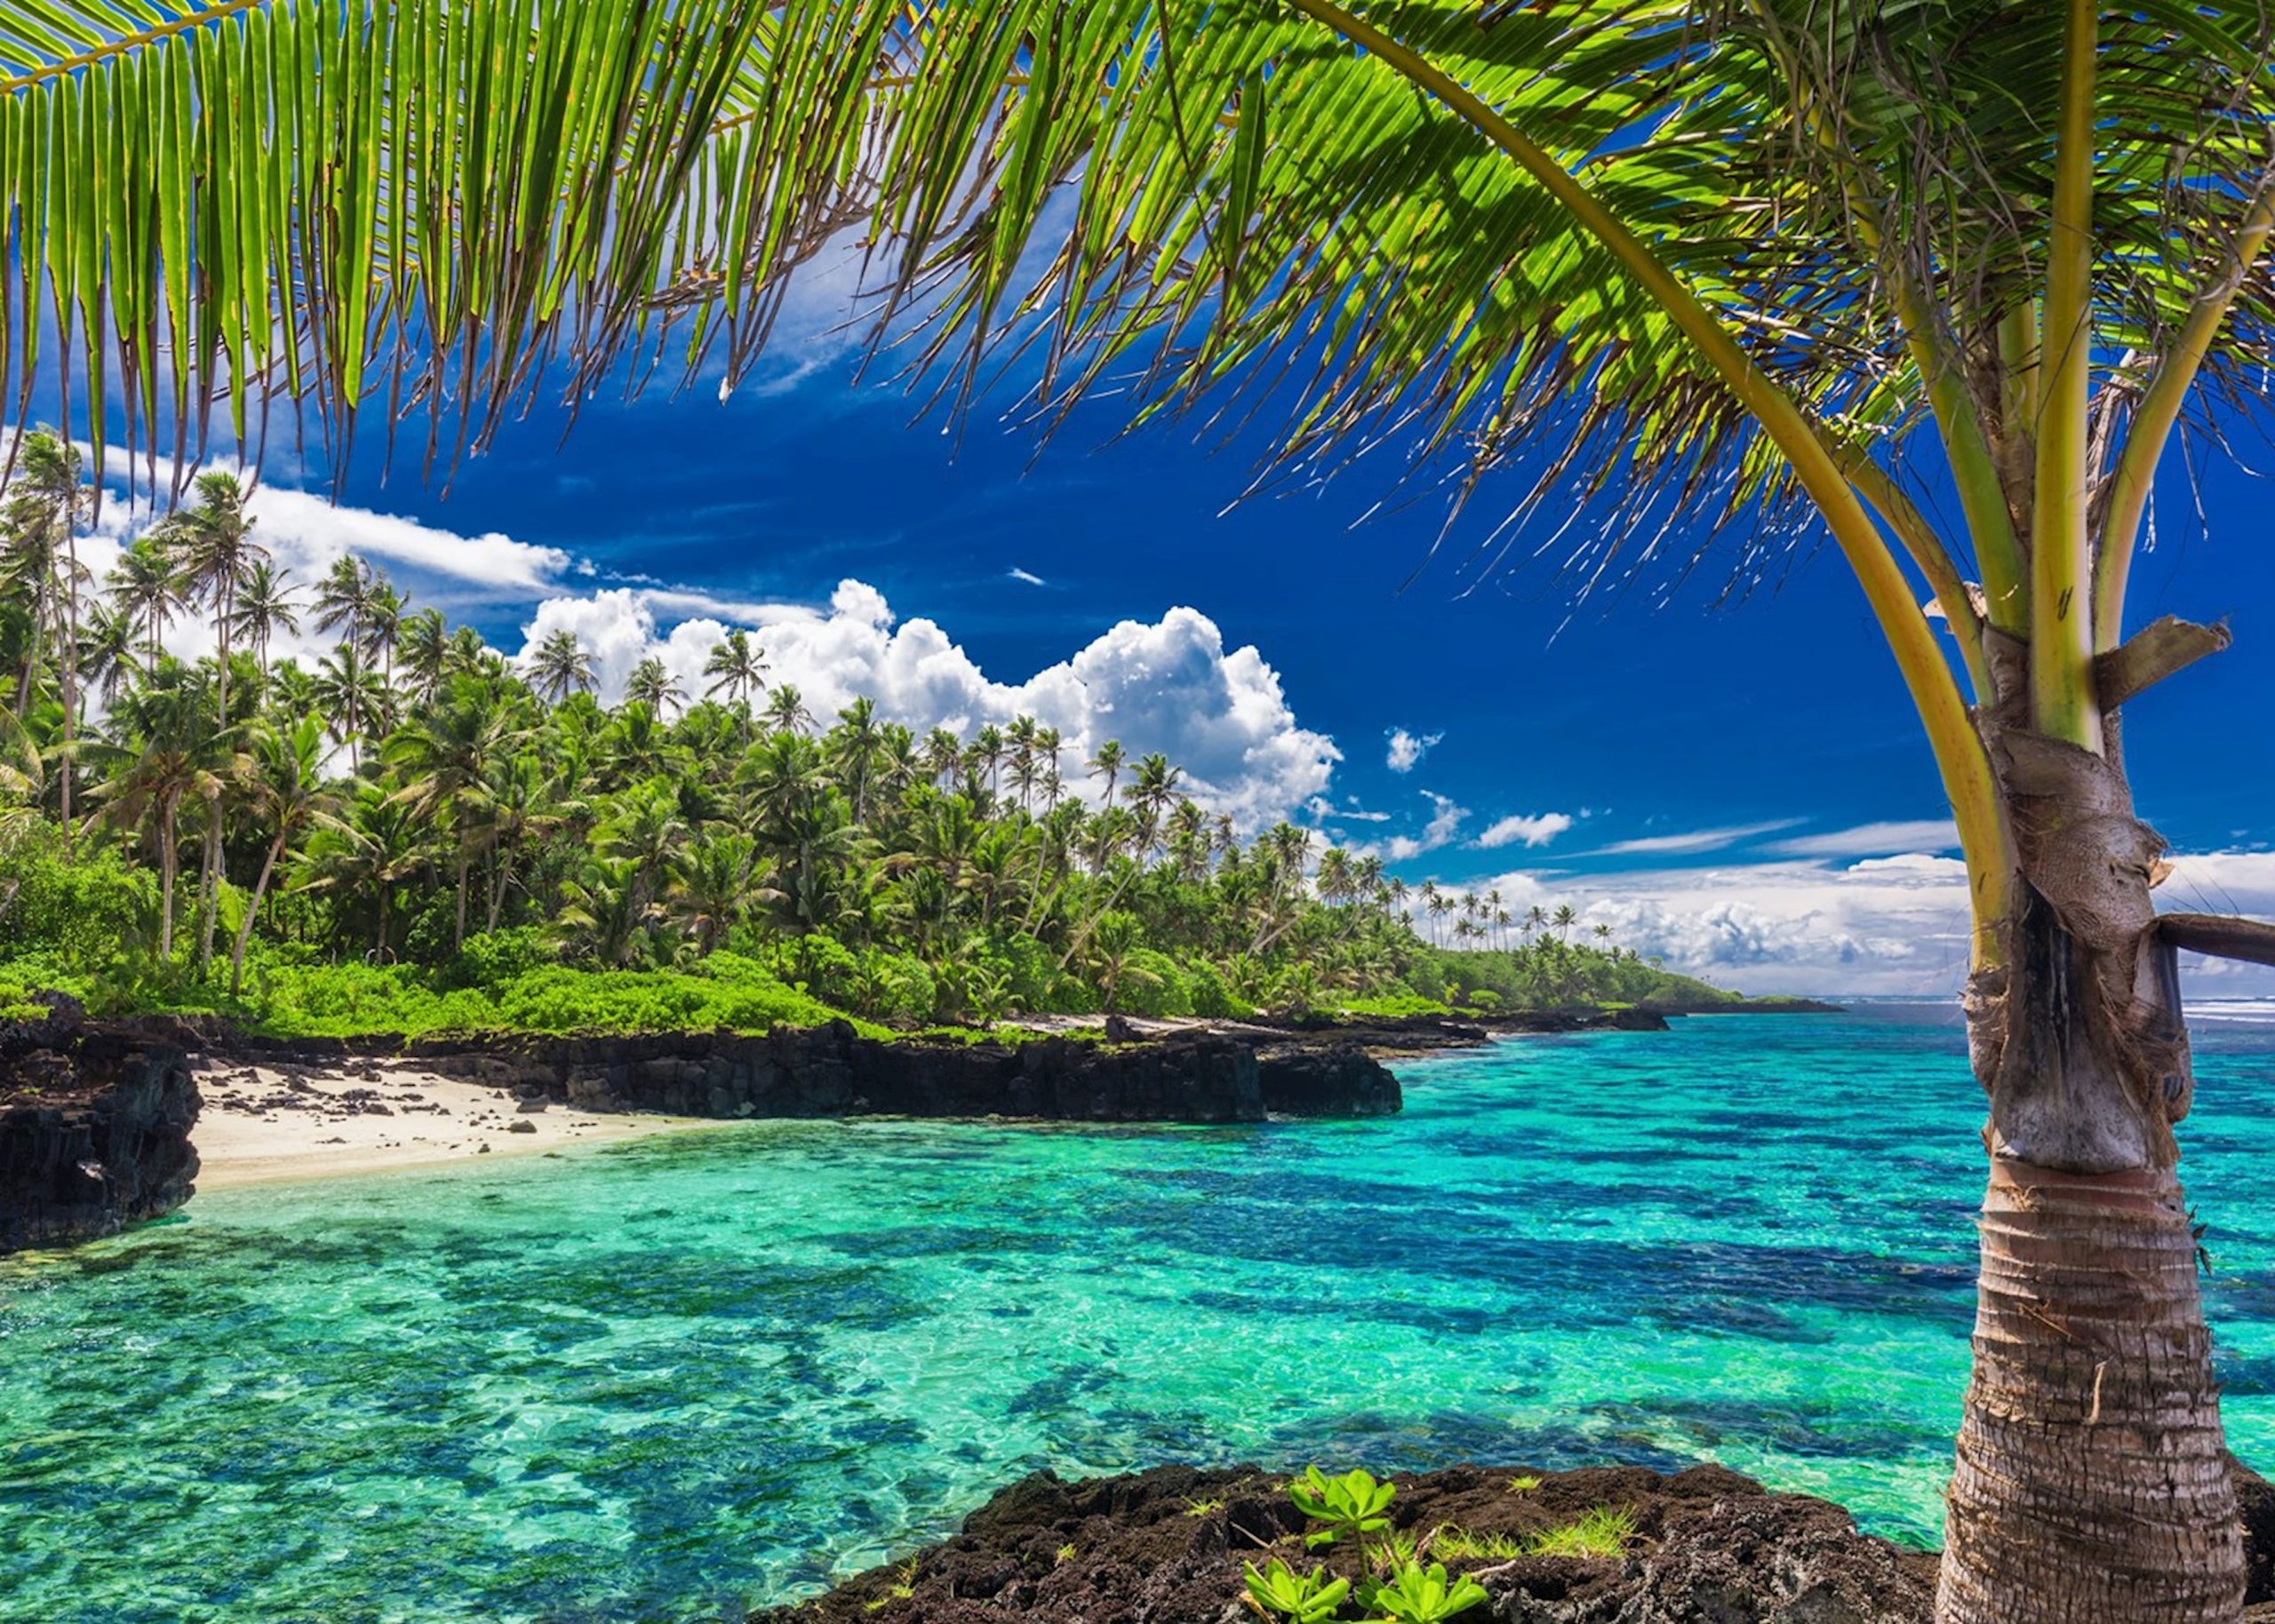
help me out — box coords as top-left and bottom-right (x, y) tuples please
(703, 629), (767, 712)
(0, 432), (92, 836)
(107, 536), (179, 677)
(229, 715), (335, 995)
(525, 629), (594, 705)
(1086, 739), (1125, 807)
(230, 561), (300, 687)
(24, 6), (2275, 1608)
(386, 674), (529, 949)
(313, 642), (387, 771)
(156, 471), (267, 741)
(89, 663), (222, 962)
(363, 576), (404, 689)
(625, 657), (684, 717)
(397, 609), (451, 705)
(312, 555), (373, 652)
(762, 683), (814, 736)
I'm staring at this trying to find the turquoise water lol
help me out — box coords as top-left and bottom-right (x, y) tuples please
(4, 1008), (2273, 1624)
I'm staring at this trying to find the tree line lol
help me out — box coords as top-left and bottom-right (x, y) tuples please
(0, 434), (1694, 1030)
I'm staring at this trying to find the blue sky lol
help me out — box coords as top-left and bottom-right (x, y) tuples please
(75, 263), (2275, 997)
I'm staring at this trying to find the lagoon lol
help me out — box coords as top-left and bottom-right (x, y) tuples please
(5, 1008), (2272, 1623)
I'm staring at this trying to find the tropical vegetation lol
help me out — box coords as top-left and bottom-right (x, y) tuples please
(7, 1), (2274, 1617)
(0, 442), (1711, 1039)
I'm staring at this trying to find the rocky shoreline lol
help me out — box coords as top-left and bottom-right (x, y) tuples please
(0, 1006), (200, 1253)
(1, 996), (1815, 1251)
(753, 1458), (2275, 1624)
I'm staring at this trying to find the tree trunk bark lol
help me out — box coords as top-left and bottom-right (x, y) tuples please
(1939, 1158), (2239, 1622)
(230, 834), (285, 997)
(1939, 651), (2243, 1621)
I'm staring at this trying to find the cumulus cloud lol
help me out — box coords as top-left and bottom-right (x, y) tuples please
(1475, 811), (1575, 851)
(513, 578), (1339, 830)
(1418, 845), (2275, 999)
(1385, 727), (1442, 774)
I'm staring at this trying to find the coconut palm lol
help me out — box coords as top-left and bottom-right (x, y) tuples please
(229, 561), (300, 686)
(229, 715), (335, 995)
(762, 683), (814, 737)
(107, 536), (180, 677)
(87, 662), (224, 962)
(16, 3), (2275, 1609)
(525, 630), (595, 705)
(625, 657), (684, 717)
(703, 629), (767, 712)
(385, 673), (531, 949)
(313, 643), (388, 771)
(312, 556), (375, 668)
(396, 609), (451, 706)
(2, 432), (94, 834)
(156, 471), (267, 739)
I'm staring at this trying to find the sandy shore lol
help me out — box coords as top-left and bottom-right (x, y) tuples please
(190, 1055), (720, 1189)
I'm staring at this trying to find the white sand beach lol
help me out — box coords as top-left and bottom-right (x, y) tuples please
(190, 1055), (720, 1189)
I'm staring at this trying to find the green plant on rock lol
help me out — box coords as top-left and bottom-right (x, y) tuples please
(1289, 1466), (1397, 1551)
(1242, 1557), (1351, 1624)
(1361, 1560), (1488, 1624)
(1521, 1506), (1634, 1560)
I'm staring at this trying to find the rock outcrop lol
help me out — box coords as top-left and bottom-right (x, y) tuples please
(1, 999), (200, 1253)
(219, 1023), (1401, 1125)
(754, 1457), (2275, 1624)
(748, 1461), (1940, 1624)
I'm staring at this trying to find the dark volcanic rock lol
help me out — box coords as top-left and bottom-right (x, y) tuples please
(1257, 1041), (1402, 1116)
(750, 1462), (1937, 1624)
(1, 1000), (200, 1253)
(227, 1022), (1386, 1125)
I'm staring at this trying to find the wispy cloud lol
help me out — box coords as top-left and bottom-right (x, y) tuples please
(1385, 727), (1441, 774)
(1475, 811), (1575, 850)
(1007, 566), (1048, 586)
(1385, 792), (1467, 861)
(1768, 819), (1960, 858)
(1585, 818), (1806, 856)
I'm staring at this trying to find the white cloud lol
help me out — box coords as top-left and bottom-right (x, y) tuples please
(1585, 818), (1806, 856)
(1424, 846), (2275, 999)
(1007, 567), (1048, 586)
(513, 579), (1339, 831)
(1385, 727), (1441, 774)
(1383, 792), (1467, 862)
(1475, 811), (1575, 850)
(1768, 819), (1960, 858)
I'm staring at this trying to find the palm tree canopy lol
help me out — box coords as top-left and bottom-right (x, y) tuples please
(4, 2), (2268, 571)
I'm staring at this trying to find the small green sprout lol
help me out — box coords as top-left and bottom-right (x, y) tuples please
(1243, 1556), (1352, 1624)
(1056, 1542), (1078, 1564)
(1429, 1526), (1523, 1562)
(1505, 1475), (1541, 1493)
(1289, 1465), (1396, 1550)
(1361, 1560), (1489, 1624)
(1185, 1496), (1227, 1517)
(1523, 1506), (1635, 1559)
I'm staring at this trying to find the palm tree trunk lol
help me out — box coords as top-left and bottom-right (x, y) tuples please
(156, 791), (180, 961)
(230, 833), (286, 996)
(1939, 1158), (2238, 1623)
(453, 852), (469, 950)
(197, 790), (223, 972)
(1938, 698), (2242, 1622)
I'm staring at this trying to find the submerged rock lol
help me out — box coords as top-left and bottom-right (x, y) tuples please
(1, 999), (200, 1254)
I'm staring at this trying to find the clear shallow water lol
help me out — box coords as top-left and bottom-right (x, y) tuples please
(4, 1010), (2272, 1624)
